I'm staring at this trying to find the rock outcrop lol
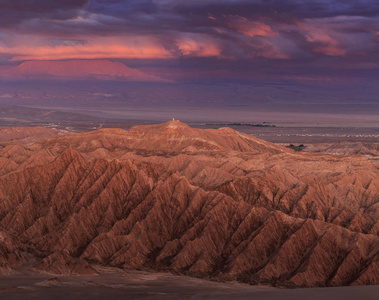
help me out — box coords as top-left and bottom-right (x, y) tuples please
(0, 120), (378, 287)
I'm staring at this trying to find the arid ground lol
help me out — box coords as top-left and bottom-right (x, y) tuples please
(1, 267), (378, 300)
(0, 110), (378, 298)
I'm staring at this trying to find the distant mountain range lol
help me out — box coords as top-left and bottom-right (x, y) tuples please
(0, 60), (170, 82)
(0, 60), (378, 125)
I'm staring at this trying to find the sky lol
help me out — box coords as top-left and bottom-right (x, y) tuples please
(0, 0), (378, 122)
(0, 0), (377, 80)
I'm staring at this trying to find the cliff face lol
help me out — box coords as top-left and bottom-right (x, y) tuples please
(0, 121), (378, 287)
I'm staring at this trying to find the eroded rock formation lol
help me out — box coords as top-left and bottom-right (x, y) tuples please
(0, 121), (378, 287)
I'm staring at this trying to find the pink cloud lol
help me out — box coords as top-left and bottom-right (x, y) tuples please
(0, 36), (174, 61)
(298, 20), (346, 56)
(175, 35), (222, 57)
(213, 27), (227, 34)
(304, 30), (346, 56)
(227, 15), (277, 38)
(0, 32), (225, 61)
(208, 14), (216, 21)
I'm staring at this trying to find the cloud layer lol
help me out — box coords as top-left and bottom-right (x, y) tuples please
(0, 0), (378, 81)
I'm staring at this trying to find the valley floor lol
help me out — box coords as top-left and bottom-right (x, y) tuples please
(0, 268), (378, 300)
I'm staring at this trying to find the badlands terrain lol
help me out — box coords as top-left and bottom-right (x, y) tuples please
(0, 121), (378, 291)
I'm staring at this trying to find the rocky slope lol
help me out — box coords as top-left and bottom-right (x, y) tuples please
(305, 142), (379, 166)
(0, 120), (378, 287)
(0, 127), (61, 144)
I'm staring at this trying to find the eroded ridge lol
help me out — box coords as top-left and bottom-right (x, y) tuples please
(0, 122), (378, 287)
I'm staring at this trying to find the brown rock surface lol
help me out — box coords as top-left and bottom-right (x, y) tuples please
(0, 126), (60, 144)
(0, 121), (378, 287)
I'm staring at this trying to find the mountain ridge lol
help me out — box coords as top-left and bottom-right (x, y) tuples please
(0, 122), (378, 287)
(0, 60), (170, 82)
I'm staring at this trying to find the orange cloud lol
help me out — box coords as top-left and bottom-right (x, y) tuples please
(0, 36), (174, 61)
(0, 33), (225, 61)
